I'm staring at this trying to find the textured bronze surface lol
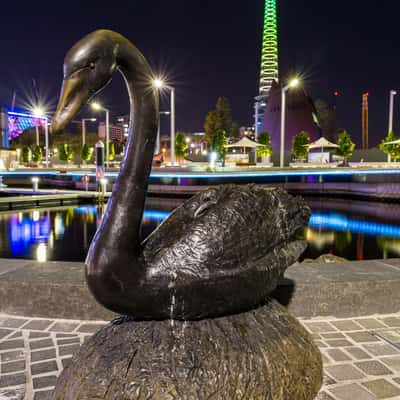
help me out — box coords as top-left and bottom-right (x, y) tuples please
(51, 30), (310, 321)
(53, 299), (322, 400)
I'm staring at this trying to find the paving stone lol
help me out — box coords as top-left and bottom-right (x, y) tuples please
(0, 387), (25, 400)
(325, 364), (365, 381)
(330, 320), (363, 331)
(29, 332), (50, 339)
(33, 391), (53, 400)
(325, 339), (354, 347)
(29, 339), (54, 350)
(363, 343), (400, 356)
(323, 374), (337, 386)
(321, 332), (346, 339)
(345, 347), (372, 360)
(321, 354), (331, 365)
(0, 339), (24, 351)
(32, 375), (57, 390)
(0, 350), (24, 363)
(380, 356), (400, 372)
(61, 357), (72, 368)
(329, 383), (377, 400)
(355, 360), (394, 376)
(362, 378), (400, 398)
(76, 323), (106, 333)
(31, 360), (58, 375)
(326, 349), (352, 362)
(57, 337), (80, 346)
(380, 317), (400, 327)
(0, 328), (12, 339)
(304, 321), (337, 333)
(55, 333), (77, 338)
(315, 340), (327, 348)
(0, 373), (26, 388)
(0, 319), (28, 329)
(58, 344), (80, 356)
(355, 318), (387, 330)
(316, 392), (335, 400)
(30, 348), (56, 363)
(48, 322), (79, 332)
(375, 330), (400, 343)
(21, 320), (53, 331)
(346, 331), (381, 343)
(1, 360), (25, 374)
(8, 332), (22, 339)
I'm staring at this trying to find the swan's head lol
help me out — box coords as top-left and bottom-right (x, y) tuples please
(52, 30), (117, 133)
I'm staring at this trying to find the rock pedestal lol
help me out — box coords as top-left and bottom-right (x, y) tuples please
(53, 299), (322, 400)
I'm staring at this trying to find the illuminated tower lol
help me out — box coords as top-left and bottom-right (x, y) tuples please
(259, 0), (279, 96)
(362, 92), (369, 150)
(255, 0), (279, 138)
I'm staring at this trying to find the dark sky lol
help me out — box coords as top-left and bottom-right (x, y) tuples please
(0, 0), (399, 146)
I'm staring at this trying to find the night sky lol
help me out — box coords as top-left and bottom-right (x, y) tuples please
(0, 0), (399, 147)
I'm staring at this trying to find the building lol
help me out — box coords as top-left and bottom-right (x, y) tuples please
(98, 122), (125, 143)
(260, 80), (319, 151)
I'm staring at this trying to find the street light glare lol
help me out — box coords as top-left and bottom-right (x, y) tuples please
(91, 102), (102, 111)
(153, 78), (164, 89)
(32, 107), (45, 118)
(289, 78), (300, 88)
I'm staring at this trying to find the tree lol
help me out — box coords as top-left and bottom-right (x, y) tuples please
(31, 145), (43, 163)
(204, 97), (237, 147)
(175, 132), (188, 161)
(257, 131), (272, 158)
(380, 131), (400, 160)
(22, 146), (31, 164)
(292, 131), (310, 160)
(335, 130), (355, 165)
(58, 144), (74, 162)
(80, 143), (93, 163)
(109, 143), (115, 161)
(212, 129), (227, 166)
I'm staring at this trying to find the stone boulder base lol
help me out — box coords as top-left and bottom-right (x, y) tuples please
(53, 299), (322, 400)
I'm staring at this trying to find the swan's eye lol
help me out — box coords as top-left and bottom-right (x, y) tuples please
(89, 62), (96, 70)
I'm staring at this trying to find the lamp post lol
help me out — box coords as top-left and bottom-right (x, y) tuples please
(82, 118), (97, 146)
(91, 103), (110, 168)
(156, 111), (171, 155)
(254, 101), (260, 141)
(153, 79), (176, 165)
(388, 90), (397, 163)
(33, 107), (49, 168)
(280, 78), (300, 168)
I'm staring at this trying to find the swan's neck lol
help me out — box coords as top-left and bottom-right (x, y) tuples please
(87, 40), (158, 266)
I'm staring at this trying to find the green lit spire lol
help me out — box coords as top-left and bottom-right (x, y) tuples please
(259, 0), (279, 96)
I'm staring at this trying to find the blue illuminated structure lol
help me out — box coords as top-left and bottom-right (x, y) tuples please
(7, 110), (46, 141)
(310, 213), (400, 238)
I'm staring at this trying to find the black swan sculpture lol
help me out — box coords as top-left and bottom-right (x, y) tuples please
(51, 29), (310, 321)
(51, 30), (322, 400)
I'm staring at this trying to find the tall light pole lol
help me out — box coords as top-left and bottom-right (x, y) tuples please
(156, 111), (170, 155)
(280, 78), (300, 168)
(82, 118), (97, 146)
(91, 103), (110, 168)
(154, 78), (176, 165)
(389, 90), (397, 134)
(33, 107), (49, 167)
(254, 101), (260, 140)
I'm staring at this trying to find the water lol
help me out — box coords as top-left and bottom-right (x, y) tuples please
(0, 197), (399, 262)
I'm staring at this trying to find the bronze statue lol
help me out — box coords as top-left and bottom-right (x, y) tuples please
(51, 30), (322, 400)
(52, 30), (310, 321)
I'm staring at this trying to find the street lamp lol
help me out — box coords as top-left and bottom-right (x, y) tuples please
(32, 107), (49, 168)
(91, 102), (110, 168)
(156, 111), (170, 155)
(153, 78), (176, 165)
(280, 78), (300, 168)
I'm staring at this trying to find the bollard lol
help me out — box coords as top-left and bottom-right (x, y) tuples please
(32, 177), (39, 192)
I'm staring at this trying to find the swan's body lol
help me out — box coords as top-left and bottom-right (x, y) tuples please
(52, 30), (310, 320)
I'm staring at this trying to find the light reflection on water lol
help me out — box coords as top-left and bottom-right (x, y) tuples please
(0, 197), (400, 262)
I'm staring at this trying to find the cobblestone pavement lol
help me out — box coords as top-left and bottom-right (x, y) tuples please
(2, 314), (400, 399)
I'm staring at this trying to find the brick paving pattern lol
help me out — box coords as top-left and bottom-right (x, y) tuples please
(2, 314), (400, 399)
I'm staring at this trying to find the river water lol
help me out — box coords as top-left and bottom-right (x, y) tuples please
(0, 197), (399, 262)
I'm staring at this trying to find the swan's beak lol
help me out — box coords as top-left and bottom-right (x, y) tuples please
(51, 74), (92, 134)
